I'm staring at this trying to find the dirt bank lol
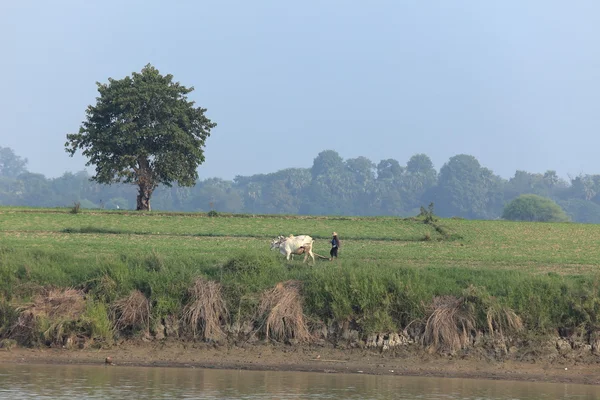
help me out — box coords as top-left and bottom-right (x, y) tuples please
(2, 341), (600, 386)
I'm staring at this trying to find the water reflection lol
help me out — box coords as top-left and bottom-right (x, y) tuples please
(0, 363), (599, 399)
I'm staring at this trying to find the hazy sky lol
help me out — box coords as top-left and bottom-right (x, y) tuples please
(2, 1), (599, 181)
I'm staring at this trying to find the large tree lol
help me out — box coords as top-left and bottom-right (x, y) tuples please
(0, 147), (28, 178)
(434, 154), (504, 219)
(65, 64), (216, 210)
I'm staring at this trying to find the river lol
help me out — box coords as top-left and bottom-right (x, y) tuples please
(1, 363), (600, 399)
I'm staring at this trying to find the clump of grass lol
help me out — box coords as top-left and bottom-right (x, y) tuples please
(36, 288), (86, 346)
(182, 278), (228, 341)
(81, 301), (113, 345)
(9, 288), (86, 346)
(34, 288), (86, 318)
(222, 252), (280, 275)
(9, 312), (37, 345)
(0, 300), (19, 338)
(486, 304), (523, 338)
(463, 285), (523, 339)
(256, 281), (311, 343)
(422, 295), (476, 354)
(111, 290), (150, 335)
(89, 274), (119, 303)
(144, 249), (165, 272)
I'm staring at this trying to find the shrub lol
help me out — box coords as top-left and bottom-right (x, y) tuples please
(418, 202), (437, 224)
(502, 194), (569, 222)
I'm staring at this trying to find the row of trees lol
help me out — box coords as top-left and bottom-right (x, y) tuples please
(2, 146), (600, 223)
(2, 65), (595, 222)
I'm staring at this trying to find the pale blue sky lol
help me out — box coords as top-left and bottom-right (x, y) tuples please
(1, 1), (599, 180)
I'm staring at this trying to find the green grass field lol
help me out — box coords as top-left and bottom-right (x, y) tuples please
(1, 206), (600, 345)
(1, 207), (598, 273)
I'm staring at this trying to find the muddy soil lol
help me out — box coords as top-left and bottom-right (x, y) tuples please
(2, 341), (600, 386)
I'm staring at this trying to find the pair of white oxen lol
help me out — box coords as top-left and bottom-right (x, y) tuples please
(270, 234), (315, 264)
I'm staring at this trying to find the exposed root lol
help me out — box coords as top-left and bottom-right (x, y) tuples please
(182, 278), (228, 341)
(256, 281), (311, 343)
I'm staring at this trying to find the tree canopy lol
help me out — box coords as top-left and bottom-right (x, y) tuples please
(502, 194), (569, 222)
(0, 146), (28, 178)
(65, 64), (216, 210)
(434, 154), (504, 219)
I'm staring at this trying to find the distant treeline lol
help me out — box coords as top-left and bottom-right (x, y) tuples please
(2, 147), (600, 222)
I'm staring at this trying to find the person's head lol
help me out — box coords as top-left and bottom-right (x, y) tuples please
(332, 232), (338, 237)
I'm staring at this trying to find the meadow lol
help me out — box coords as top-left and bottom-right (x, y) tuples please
(1, 206), (600, 352)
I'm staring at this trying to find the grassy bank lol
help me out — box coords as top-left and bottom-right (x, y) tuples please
(1, 207), (600, 356)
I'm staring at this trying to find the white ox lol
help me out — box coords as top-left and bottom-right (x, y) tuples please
(270, 234), (315, 264)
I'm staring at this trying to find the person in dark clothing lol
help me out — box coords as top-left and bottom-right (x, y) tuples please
(330, 232), (340, 260)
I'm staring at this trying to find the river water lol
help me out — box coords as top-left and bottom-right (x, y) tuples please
(1, 363), (600, 399)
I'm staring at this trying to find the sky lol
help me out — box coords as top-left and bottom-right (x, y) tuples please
(1, 1), (599, 181)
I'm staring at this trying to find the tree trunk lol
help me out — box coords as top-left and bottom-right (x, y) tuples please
(136, 183), (153, 211)
(136, 158), (154, 211)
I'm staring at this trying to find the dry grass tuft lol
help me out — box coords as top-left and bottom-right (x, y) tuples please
(10, 288), (86, 345)
(256, 281), (311, 343)
(31, 288), (86, 319)
(487, 304), (524, 338)
(182, 278), (228, 341)
(422, 296), (475, 354)
(111, 290), (150, 333)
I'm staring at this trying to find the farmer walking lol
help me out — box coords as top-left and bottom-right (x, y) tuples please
(329, 232), (341, 261)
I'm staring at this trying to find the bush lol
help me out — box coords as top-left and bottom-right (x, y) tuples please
(502, 194), (569, 222)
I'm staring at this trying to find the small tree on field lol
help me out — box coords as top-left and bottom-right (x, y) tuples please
(502, 194), (569, 222)
(65, 64), (216, 211)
